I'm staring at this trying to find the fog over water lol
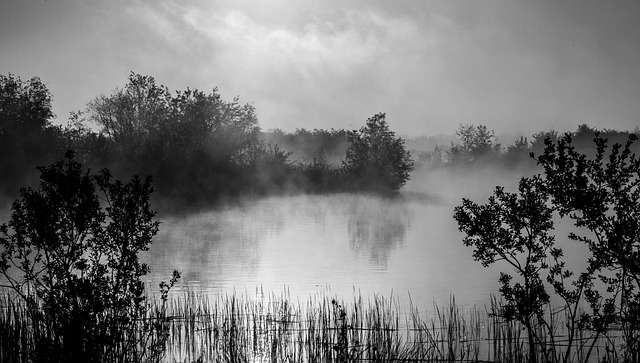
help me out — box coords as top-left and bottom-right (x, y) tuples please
(145, 166), (591, 309)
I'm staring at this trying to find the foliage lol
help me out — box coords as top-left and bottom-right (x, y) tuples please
(0, 74), (53, 138)
(502, 136), (533, 167)
(455, 131), (640, 362)
(454, 177), (569, 362)
(343, 113), (414, 191)
(536, 132), (640, 361)
(78, 72), (265, 208)
(0, 74), (64, 199)
(448, 124), (501, 164)
(86, 72), (260, 166)
(260, 128), (349, 164)
(0, 152), (179, 362)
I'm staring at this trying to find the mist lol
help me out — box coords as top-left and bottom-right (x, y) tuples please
(4, 1), (640, 359)
(2, 70), (639, 309)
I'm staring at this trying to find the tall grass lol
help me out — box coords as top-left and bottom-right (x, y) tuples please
(0, 292), (173, 363)
(159, 290), (623, 363)
(0, 289), (624, 362)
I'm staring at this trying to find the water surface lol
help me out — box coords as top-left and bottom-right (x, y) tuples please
(146, 192), (504, 309)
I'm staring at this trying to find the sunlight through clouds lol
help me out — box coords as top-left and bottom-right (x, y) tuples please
(166, 6), (444, 132)
(3, 0), (639, 135)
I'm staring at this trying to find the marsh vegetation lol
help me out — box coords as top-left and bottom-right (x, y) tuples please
(1, 290), (629, 363)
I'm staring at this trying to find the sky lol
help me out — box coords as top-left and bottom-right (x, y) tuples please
(1, 0), (639, 137)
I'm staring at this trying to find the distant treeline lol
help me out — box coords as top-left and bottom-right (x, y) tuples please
(0, 73), (413, 212)
(410, 123), (640, 170)
(260, 128), (348, 165)
(2, 72), (637, 212)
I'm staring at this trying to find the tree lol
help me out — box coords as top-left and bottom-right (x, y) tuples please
(0, 74), (53, 138)
(455, 177), (557, 362)
(82, 73), (263, 207)
(86, 73), (172, 160)
(536, 132), (640, 361)
(503, 136), (533, 167)
(343, 113), (414, 191)
(86, 73), (260, 166)
(0, 74), (64, 198)
(0, 152), (179, 362)
(448, 124), (500, 164)
(455, 131), (640, 362)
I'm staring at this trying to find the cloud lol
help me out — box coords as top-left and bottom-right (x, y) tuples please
(121, 2), (446, 133)
(4, 0), (639, 136)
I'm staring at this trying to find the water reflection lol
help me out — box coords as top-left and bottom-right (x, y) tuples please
(146, 193), (499, 308)
(149, 195), (412, 289)
(345, 196), (411, 266)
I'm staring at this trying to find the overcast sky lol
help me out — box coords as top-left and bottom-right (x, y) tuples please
(1, 0), (639, 136)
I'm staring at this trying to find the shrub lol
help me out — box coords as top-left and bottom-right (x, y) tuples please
(343, 113), (414, 191)
(0, 151), (179, 362)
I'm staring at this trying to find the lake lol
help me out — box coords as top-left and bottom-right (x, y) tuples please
(146, 168), (593, 311)
(147, 184), (505, 309)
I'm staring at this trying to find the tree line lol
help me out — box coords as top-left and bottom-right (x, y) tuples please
(413, 123), (640, 170)
(3, 72), (637, 212)
(1, 73), (413, 212)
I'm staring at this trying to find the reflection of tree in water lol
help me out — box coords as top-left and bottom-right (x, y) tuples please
(346, 196), (412, 267)
(150, 204), (287, 287)
(150, 195), (413, 288)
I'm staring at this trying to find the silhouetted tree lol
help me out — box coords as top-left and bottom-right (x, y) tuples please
(0, 74), (63, 198)
(455, 132), (640, 362)
(455, 177), (557, 363)
(343, 113), (414, 191)
(0, 152), (179, 362)
(536, 132), (640, 361)
(86, 73), (260, 167)
(530, 130), (558, 158)
(0, 74), (53, 137)
(83, 73), (263, 207)
(87, 73), (171, 160)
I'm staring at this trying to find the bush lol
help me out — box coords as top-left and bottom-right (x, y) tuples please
(343, 113), (414, 191)
(455, 132), (640, 363)
(0, 151), (179, 363)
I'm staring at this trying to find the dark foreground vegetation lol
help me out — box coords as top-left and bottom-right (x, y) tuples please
(0, 152), (181, 362)
(1, 289), (631, 363)
(455, 131), (640, 362)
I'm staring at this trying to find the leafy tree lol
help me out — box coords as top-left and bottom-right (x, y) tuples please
(0, 152), (179, 362)
(456, 131), (640, 362)
(0, 74), (53, 138)
(86, 73), (170, 160)
(0, 74), (64, 197)
(343, 113), (414, 191)
(455, 177), (556, 362)
(448, 124), (500, 164)
(86, 72), (260, 167)
(536, 132), (640, 361)
(83, 73), (262, 207)
(530, 130), (558, 158)
(455, 174), (602, 363)
(61, 111), (113, 167)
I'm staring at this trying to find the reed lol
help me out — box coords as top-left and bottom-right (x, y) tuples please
(0, 289), (625, 362)
(158, 290), (624, 363)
